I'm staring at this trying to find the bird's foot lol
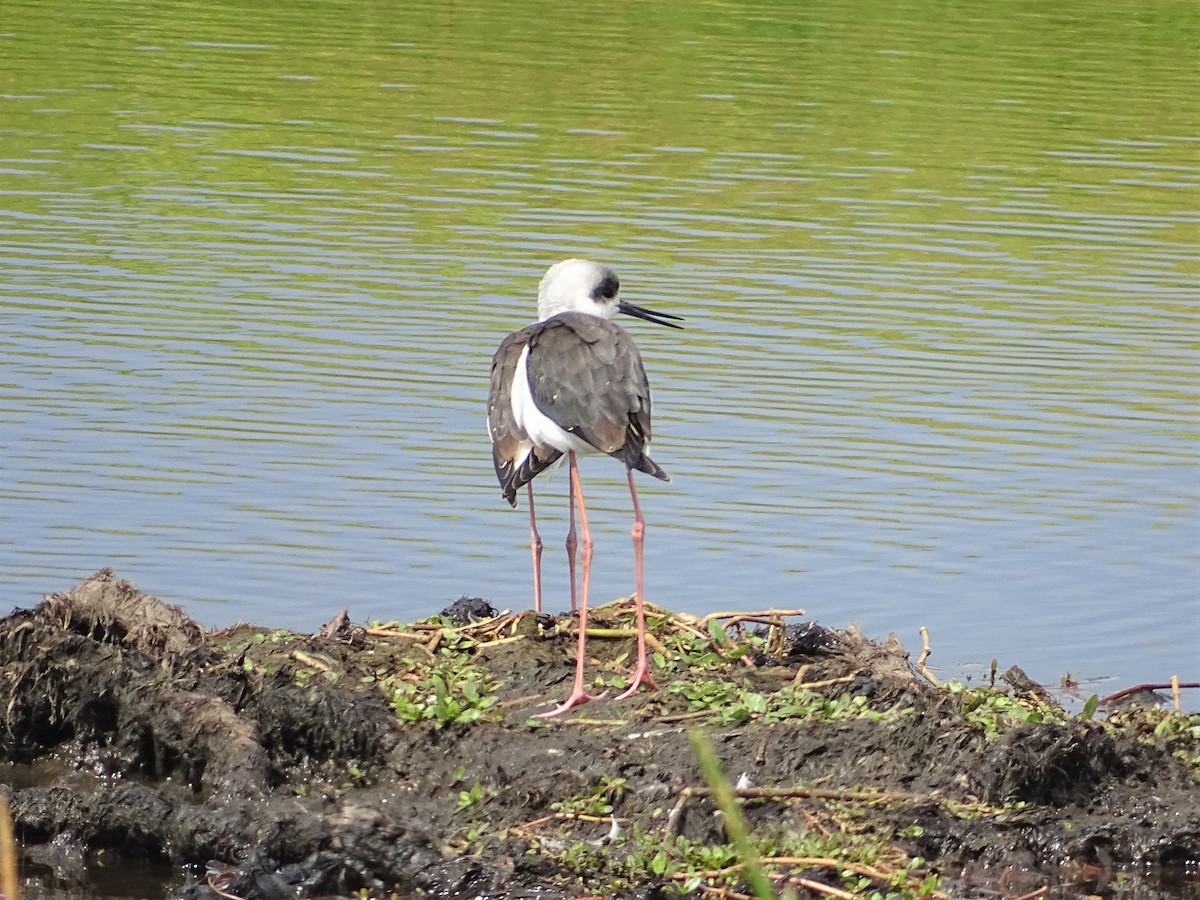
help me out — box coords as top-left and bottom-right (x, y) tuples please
(534, 686), (608, 719)
(615, 662), (659, 700)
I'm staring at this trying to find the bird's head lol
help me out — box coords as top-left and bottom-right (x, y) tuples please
(536, 258), (684, 329)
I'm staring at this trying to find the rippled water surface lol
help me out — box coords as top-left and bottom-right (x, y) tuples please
(2, 0), (1197, 696)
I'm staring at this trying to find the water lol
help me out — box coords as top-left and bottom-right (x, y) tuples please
(1, 0), (1197, 701)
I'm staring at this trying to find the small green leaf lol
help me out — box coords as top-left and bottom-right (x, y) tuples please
(650, 849), (668, 875)
(707, 618), (729, 644)
(1080, 694), (1099, 721)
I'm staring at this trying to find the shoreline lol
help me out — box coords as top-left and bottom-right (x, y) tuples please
(2, 569), (1197, 899)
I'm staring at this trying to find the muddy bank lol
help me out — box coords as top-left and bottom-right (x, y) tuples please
(1, 570), (1197, 899)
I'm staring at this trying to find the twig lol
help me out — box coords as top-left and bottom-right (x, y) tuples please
(206, 875), (247, 900)
(364, 626), (425, 640)
(1009, 888), (1048, 900)
(670, 853), (946, 900)
(512, 811), (625, 836)
(695, 784), (917, 805)
(691, 886), (751, 900)
(754, 732), (770, 765)
(792, 673), (857, 691)
(289, 650), (332, 672)
(656, 709), (719, 724)
(480, 633), (526, 648)
(916, 627), (940, 686)
(699, 609), (806, 625)
(664, 786), (694, 837)
(784, 876), (856, 899)
(669, 616), (713, 640)
(1098, 680), (1199, 707)
(765, 856), (901, 884)
(0, 797), (18, 900)
(583, 627), (668, 656)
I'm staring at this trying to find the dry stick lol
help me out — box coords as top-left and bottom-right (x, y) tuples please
(513, 811), (623, 836)
(695, 857), (890, 885)
(699, 609), (806, 625)
(791, 673), (857, 691)
(754, 732), (770, 766)
(916, 626), (941, 686)
(655, 710), (714, 724)
(671, 873), (755, 900)
(364, 626), (425, 640)
(670, 617), (713, 640)
(1009, 888), (1049, 900)
(665, 781), (925, 839)
(717, 615), (785, 631)
(481, 633), (526, 648)
(768, 855), (946, 896)
(0, 797), (17, 900)
(584, 626), (669, 656)
(500, 691), (546, 709)
(692, 886), (751, 900)
(369, 611), (518, 642)
(764, 856), (892, 881)
(784, 877), (856, 900)
(205, 876), (247, 900)
(289, 650), (332, 672)
(664, 787), (693, 837)
(673, 855), (944, 900)
(703, 784), (916, 805)
(1098, 680), (1199, 707)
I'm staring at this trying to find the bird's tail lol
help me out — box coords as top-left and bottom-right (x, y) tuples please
(627, 453), (670, 483)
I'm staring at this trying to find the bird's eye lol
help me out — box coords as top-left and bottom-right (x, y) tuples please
(593, 272), (620, 301)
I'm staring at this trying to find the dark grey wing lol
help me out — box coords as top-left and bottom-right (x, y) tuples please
(488, 325), (563, 507)
(525, 313), (669, 481)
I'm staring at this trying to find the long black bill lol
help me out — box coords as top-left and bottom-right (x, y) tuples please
(618, 299), (685, 330)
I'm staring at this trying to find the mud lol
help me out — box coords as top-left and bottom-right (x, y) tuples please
(1, 570), (1197, 899)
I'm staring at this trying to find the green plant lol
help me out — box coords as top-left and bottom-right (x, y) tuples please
(667, 677), (893, 726)
(552, 775), (628, 817)
(1107, 707), (1200, 775)
(455, 781), (487, 813)
(379, 649), (500, 729)
(656, 619), (763, 674)
(1079, 694), (1100, 721)
(946, 682), (1065, 737)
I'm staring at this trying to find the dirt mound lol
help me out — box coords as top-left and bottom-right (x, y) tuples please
(1, 570), (1197, 899)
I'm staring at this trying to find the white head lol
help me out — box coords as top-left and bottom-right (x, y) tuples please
(535, 259), (685, 330)
(536, 258), (620, 322)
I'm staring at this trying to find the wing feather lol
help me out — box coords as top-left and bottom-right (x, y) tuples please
(488, 326), (563, 506)
(525, 313), (668, 481)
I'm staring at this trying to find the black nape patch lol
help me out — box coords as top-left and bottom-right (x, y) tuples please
(592, 271), (620, 301)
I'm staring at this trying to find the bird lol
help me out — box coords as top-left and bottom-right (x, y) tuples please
(487, 259), (683, 717)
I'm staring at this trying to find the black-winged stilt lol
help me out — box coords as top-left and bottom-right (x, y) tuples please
(487, 259), (683, 717)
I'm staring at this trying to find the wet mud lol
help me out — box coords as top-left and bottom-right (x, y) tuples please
(1, 570), (1197, 899)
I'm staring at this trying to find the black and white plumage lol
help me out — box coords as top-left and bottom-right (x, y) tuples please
(487, 258), (682, 717)
(489, 312), (669, 506)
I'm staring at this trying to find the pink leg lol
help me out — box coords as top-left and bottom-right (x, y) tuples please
(617, 470), (659, 699)
(565, 462), (578, 612)
(527, 484), (543, 613)
(537, 452), (608, 718)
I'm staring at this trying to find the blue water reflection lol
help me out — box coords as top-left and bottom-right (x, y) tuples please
(1, 0), (1196, 702)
